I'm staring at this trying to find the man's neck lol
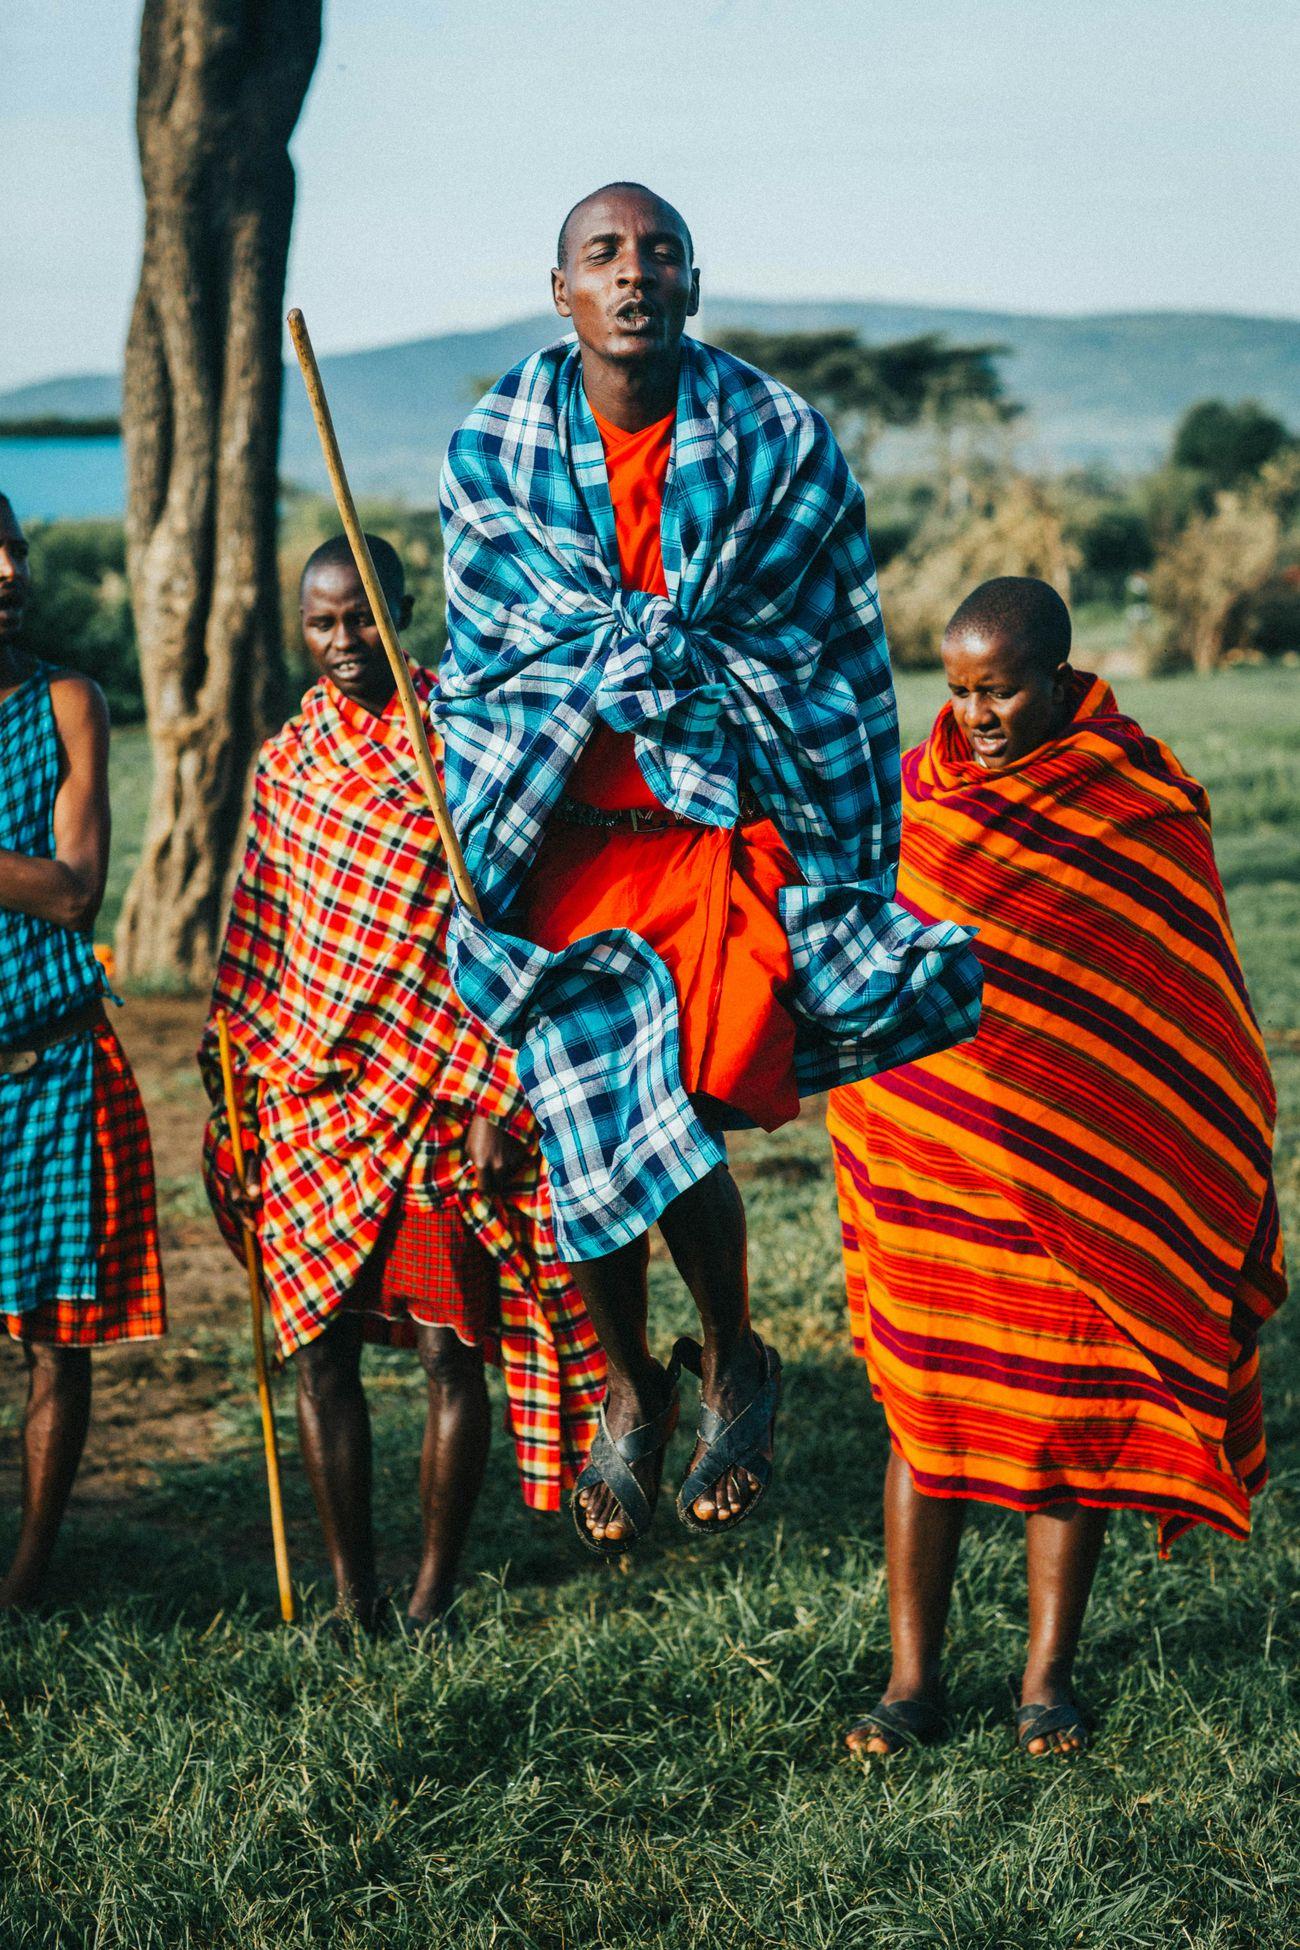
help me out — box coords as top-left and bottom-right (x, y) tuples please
(0, 643), (26, 695)
(579, 346), (680, 434)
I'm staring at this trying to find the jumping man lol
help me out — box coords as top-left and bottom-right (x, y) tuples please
(436, 185), (981, 1555)
(201, 536), (603, 1632)
(0, 492), (166, 1611)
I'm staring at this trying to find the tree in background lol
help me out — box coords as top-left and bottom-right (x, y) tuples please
(119, 0), (321, 983)
(717, 330), (1015, 490)
(1172, 399), (1293, 495)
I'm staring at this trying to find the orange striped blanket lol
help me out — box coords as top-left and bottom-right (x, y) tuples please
(828, 673), (1286, 1551)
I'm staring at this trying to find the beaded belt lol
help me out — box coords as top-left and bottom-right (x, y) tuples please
(555, 791), (763, 834)
(0, 997), (106, 1077)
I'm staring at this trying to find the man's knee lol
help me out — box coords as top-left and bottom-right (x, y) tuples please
(417, 1327), (483, 1394)
(25, 1344), (91, 1400)
(293, 1322), (361, 1406)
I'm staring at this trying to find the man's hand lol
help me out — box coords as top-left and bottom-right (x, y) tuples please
(466, 1116), (529, 1195)
(228, 1153), (262, 1223)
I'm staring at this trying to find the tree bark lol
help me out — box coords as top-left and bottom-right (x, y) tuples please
(119, 0), (321, 983)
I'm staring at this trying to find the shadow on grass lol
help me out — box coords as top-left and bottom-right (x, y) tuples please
(21, 1346), (894, 1632)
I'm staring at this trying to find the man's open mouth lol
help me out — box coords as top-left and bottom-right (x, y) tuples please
(615, 303), (659, 330)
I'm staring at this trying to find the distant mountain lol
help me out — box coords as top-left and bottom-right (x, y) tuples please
(4, 300), (1299, 505)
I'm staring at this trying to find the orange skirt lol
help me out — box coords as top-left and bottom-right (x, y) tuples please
(523, 807), (802, 1132)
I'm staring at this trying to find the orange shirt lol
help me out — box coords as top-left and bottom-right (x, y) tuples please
(564, 406), (673, 810)
(522, 393), (801, 1132)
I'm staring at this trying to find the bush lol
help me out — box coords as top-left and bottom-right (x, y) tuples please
(1076, 502), (1153, 599)
(22, 520), (144, 721)
(880, 476), (1078, 667)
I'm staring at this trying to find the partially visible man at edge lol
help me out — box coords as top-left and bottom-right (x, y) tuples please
(201, 536), (603, 1633)
(0, 491), (166, 1611)
(436, 184), (982, 1556)
(829, 577), (1287, 1758)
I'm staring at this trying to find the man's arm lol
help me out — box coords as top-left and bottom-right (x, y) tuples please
(0, 673), (110, 931)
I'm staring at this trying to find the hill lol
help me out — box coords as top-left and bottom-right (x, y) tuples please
(4, 301), (1299, 503)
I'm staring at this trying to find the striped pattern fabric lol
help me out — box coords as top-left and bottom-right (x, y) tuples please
(201, 672), (604, 1510)
(828, 673), (1287, 1552)
(11, 1019), (167, 1346)
(437, 336), (981, 1258)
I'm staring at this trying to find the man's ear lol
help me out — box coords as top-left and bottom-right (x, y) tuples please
(687, 268), (701, 318)
(551, 266), (571, 318)
(398, 593), (415, 631)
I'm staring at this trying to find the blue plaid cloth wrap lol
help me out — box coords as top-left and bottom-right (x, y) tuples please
(436, 337), (982, 1259)
(0, 662), (107, 1314)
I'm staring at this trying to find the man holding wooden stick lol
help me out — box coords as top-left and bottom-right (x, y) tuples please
(200, 534), (603, 1633)
(436, 185), (982, 1555)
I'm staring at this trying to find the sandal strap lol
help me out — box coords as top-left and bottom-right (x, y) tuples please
(574, 1387), (680, 1537)
(1016, 1701), (1088, 1749)
(847, 1697), (945, 1749)
(673, 1335), (782, 1507)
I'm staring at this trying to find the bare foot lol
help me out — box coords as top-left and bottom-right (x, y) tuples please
(576, 1367), (677, 1546)
(686, 1333), (774, 1526)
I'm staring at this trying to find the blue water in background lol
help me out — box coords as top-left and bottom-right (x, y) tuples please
(0, 439), (126, 520)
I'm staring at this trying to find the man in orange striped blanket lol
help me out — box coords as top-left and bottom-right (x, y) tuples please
(201, 535), (603, 1635)
(829, 577), (1287, 1757)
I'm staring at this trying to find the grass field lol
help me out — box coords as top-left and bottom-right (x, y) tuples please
(4, 668), (1299, 1947)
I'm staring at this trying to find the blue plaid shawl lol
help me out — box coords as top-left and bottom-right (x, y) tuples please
(437, 337), (980, 1258)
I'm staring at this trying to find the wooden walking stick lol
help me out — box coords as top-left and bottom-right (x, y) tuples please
(286, 306), (482, 919)
(216, 1010), (295, 1625)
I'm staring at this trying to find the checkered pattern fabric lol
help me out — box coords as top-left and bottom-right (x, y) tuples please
(350, 1192), (500, 1347)
(200, 673), (604, 1510)
(0, 660), (115, 1320)
(11, 1019), (167, 1346)
(437, 337), (983, 1258)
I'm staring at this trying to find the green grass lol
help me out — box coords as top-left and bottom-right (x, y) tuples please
(5, 671), (1299, 1947)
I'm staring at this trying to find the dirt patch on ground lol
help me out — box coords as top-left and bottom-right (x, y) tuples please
(0, 996), (831, 1513)
(0, 995), (246, 1506)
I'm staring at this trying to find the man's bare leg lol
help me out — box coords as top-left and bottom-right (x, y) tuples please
(293, 1315), (381, 1627)
(571, 1230), (671, 1543)
(0, 1345), (92, 1611)
(407, 1325), (490, 1627)
(574, 1162), (770, 1540)
(657, 1162), (770, 1524)
(847, 1451), (967, 1755)
(1019, 1503), (1108, 1754)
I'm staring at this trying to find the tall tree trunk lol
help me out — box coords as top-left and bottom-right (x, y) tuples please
(119, 0), (321, 984)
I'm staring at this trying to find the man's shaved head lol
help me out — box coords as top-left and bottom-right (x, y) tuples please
(299, 533), (405, 607)
(943, 576), (1071, 671)
(556, 182), (693, 268)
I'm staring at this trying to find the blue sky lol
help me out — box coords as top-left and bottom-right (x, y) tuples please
(4, 0), (1297, 390)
